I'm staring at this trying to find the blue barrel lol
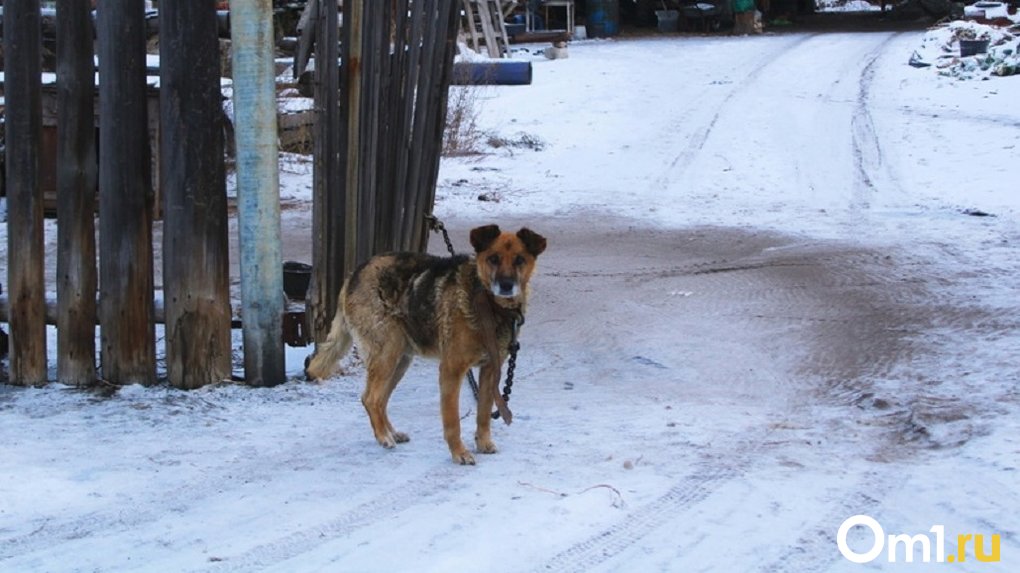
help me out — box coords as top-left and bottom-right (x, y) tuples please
(587, 0), (620, 37)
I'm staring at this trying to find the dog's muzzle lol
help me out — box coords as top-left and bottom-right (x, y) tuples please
(493, 278), (520, 298)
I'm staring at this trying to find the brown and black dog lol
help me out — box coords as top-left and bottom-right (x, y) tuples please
(305, 224), (547, 465)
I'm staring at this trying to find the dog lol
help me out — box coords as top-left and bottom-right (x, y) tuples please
(305, 224), (547, 465)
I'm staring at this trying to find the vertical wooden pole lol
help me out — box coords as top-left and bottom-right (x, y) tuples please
(357, 1), (380, 260)
(231, 0), (285, 386)
(56, 0), (98, 387)
(415, 0), (461, 252)
(97, 0), (156, 385)
(396, 0), (426, 252)
(342, 0), (365, 277)
(4, 0), (48, 386)
(160, 0), (232, 389)
(310, 0), (343, 343)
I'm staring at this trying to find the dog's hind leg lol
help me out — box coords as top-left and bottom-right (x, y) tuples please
(304, 306), (354, 380)
(361, 337), (408, 449)
(383, 354), (412, 444)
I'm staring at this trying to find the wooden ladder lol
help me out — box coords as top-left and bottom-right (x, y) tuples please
(461, 0), (515, 58)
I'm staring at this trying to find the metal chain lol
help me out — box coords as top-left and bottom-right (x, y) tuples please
(427, 214), (519, 421)
(497, 337), (520, 419)
(426, 214), (456, 258)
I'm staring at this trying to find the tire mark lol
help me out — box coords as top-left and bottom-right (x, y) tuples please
(531, 458), (750, 573)
(756, 472), (889, 573)
(851, 32), (904, 205)
(0, 440), (328, 562)
(652, 34), (819, 191)
(192, 464), (465, 572)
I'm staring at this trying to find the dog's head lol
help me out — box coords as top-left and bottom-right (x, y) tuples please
(470, 225), (547, 302)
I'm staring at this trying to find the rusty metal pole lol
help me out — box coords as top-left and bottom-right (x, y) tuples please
(230, 0), (285, 386)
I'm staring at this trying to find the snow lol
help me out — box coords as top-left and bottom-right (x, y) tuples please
(910, 20), (1020, 78)
(4, 21), (1020, 572)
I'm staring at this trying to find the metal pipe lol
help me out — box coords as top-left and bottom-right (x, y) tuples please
(230, 0), (285, 386)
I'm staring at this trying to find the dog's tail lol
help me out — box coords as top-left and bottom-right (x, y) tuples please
(304, 289), (354, 380)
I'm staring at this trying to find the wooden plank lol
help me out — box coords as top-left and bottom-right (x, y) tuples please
(401, 0), (437, 251)
(293, 0), (318, 79)
(396, 0), (427, 251)
(310, 0), (343, 342)
(342, 0), (365, 276)
(3, 0), (48, 386)
(461, 0), (482, 56)
(415, 0), (461, 251)
(56, 0), (99, 387)
(160, 0), (232, 389)
(97, 0), (157, 385)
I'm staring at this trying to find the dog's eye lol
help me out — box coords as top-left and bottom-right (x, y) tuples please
(487, 254), (501, 266)
(513, 255), (526, 266)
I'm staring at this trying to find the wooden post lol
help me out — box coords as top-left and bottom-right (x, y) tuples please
(310, 0), (343, 343)
(405, 0), (460, 252)
(4, 0), (48, 386)
(56, 0), (98, 387)
(341, 0), (366, 277)
(97, 0), (156, 385)
(160, 0), (232, 389)
(231, 0), (285, 386)
(415, 0), (461, 252)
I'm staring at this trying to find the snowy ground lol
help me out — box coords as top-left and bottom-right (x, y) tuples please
(3, 17), (1020, 572)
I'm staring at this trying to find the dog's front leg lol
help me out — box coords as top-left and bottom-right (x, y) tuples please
(475, 362), (499, 455)
(439, 359), (475, 465)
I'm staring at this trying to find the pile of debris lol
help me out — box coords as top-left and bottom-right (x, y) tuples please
(909, 17), (1020, 79)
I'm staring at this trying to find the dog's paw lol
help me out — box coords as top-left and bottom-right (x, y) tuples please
(475, 437), (498, 454)
(377, 434), (397, 449)
(393, 431), (410, 444)
(451, 449), (476, 465)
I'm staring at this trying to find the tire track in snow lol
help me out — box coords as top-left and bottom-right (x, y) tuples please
(0, 436), (348, 563)
(192, 464), (465, 572)
(851, 32), (904, 206)
(651, 34), (818, 191)
(531, 459), (750, 573)
(754, 471), (889, 573)
(531, 236), (929, 572)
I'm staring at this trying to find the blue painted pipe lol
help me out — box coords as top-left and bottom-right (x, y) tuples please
(452, 61), (533, 86)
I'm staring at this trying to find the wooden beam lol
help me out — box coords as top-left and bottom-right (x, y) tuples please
(160, 0), (232, 389)
(4, 0), (48, 386)
(56, 0), (99, 387)
(97, 0), (157, 385)
(342, 0), (366, 276)
(310, 0), (344, 343)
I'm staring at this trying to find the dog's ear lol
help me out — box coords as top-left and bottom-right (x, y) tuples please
(517, 228), (547, 258)
(470, 225), (502, 253)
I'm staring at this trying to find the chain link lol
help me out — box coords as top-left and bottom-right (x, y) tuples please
(495, 338), (520, 419)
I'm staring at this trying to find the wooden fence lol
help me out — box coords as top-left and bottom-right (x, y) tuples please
(0, 0), (460, 387)
(307, 0), (460, 341)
